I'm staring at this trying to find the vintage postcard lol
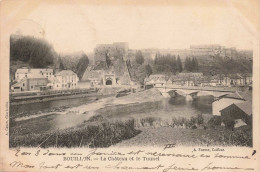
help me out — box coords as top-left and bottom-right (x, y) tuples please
(1, 0), (260, 171)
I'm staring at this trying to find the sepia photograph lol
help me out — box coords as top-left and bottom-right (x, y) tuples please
(1, 0), (259, 171)
(8, 3), (253, 149)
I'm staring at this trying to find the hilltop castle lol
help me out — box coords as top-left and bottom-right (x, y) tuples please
(81, 42), (132, 88)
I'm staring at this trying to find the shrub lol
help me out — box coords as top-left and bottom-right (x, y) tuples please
(208, 116), (221, 127)
(225, 120), (235, 130)
(196, 114), (204, 125)
(10, 119), (140, 148)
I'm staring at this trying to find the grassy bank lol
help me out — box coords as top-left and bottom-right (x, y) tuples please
(10, 119), (140, 148)
(114, 126), (252, 147)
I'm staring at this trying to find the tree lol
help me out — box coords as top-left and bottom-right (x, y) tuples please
(191, 57), (196, 71)
(75, 54), (89, 80)
(177, 55), (183, 72)
(135, 50), (144, 65)
(145, 64), (152, 77)
(10, 34), (55, 68)
(59, 60), (65, 70)
(184, 57), (192, 71)
(194, 57), (199, 71)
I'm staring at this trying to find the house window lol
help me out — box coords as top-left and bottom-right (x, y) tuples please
(23, 83), (25, 86)
(31, 86), (33, 89)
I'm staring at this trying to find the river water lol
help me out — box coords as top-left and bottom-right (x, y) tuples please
(10, 94), (214, 133)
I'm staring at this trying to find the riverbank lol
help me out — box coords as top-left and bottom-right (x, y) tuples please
(9, 88), (251, 148)
(10, 89), (163, 147)
(112, 125), (252, 147)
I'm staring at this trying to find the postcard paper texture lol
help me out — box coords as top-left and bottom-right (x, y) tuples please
(1, 0), (260, 171)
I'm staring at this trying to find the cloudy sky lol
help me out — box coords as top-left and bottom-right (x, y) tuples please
(9, 0), (258, 54)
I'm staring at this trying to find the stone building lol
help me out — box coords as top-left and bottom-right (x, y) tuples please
(94, 42), (129, 64)
(11, 78), (49, 92)
(15, 68), (53, 82)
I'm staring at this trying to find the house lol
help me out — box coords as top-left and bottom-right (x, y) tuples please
(166, 78), (173, 85)
(172, 79), (184, 86)
(15, 68), (53, 82)
(155, 77), (167, 87)
(184, 80), (194, 87)
(199, 80), (211, 87)
(223, 74), (246, 86)
(220, 102), (252, 127)
(177, 72), (203, 78)
(223, 76), (231, 86)
(212, 92), (245, 116)
(242, 73), (252, 85)
(11, 78), (49, 92)
(47, 77), (62, 90)
(209, 79), (219, 86)
(55, 70), (79, 89)
(81, 68), (103, 88)
(78, 81), (91, 89)
(145, 74), (167, 87)
(213, 74), (225, 86)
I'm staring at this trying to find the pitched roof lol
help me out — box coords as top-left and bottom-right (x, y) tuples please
(224, 91), (244, 100)
(235, 102), (252, 115)
(81, 70), (102, 81)
(56, 70), (77, 76)
(30, 69), (53, 73)
(11, 79), (26, 87)
(16, 68), (29, 73)
(228, 74), (243, 79)
(16, 68), (53, 74)
(238, 90), (252, 102)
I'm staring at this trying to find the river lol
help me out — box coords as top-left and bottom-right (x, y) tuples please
(10, 94), (214, 134)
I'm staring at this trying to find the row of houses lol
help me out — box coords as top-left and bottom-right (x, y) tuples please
(11, 68), (79, 92)
(144, 72), (252, 88)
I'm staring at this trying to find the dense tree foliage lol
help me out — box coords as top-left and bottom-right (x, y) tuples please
(75, 54), (89, 80)
(135, 50), (144, 65)
(10, 35), (56, 68)
(59, 59), (65, 70)
(153, 53), (183, 74)
(145, 64), (152, 77)
(176, 55), (183, 72)
(184, 57), (199, 72)
(198, 55), (252, 75)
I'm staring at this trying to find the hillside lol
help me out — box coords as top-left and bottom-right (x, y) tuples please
(10, 34), (59, 80)
(10, 34), (90, 81)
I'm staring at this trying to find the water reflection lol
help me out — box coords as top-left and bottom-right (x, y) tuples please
(168, 95), (213, 114)
(10, 96), (97, 117)
(11, 94), (214, 133)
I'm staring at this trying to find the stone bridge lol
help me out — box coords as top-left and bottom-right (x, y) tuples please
(156, 86), (235, 100)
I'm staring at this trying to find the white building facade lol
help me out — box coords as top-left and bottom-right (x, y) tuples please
(55, 70), (79, 89)
(15, 68), (53, 82)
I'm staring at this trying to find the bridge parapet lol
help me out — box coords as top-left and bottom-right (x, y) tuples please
(156, 87), (233, 99)
(156, 85), (237, 93)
